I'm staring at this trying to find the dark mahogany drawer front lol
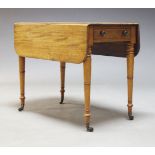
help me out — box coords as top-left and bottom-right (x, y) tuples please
(94, 27), (131, 42)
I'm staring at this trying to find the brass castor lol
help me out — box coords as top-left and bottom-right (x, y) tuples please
(86, 123), (94, 132)
(18, 105), (24, 111)
(59, 97), (64, 104)
(128, 112), (134, 120)
(129, 115), (134, 120)
(87, 126), (94, 132)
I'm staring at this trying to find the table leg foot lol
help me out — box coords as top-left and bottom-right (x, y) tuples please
(128, 112), (134, 120)
(59, 97), (64, 104)
(18, 105), (24, 111)
(86, 124), (94, 132)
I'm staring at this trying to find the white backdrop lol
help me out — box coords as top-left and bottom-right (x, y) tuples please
(0, 8), (155, 146)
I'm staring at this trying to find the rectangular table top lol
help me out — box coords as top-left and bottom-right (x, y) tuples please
(14, 22), (140, 63)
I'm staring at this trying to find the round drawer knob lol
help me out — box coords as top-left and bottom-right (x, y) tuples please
(122, 30), (129, 36)
(100, 31), (106, 36)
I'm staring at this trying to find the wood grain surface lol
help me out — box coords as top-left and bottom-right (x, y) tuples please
(14, 23), (88, 63)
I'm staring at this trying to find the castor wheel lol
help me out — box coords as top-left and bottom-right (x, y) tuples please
(128, 112), (134, 120)
(18, 106), (24, 111)
(59, 97), (64, 104)
(129, 115), (134, 120)
(59, 100), (64, 104)
(87, 126), (94, 132)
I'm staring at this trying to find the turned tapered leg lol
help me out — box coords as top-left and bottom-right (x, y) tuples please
(83, 55), (93, 132)
(127, 44), (134, 120)
(18, 56), (25, 111)
(60, 62), (66, 104)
